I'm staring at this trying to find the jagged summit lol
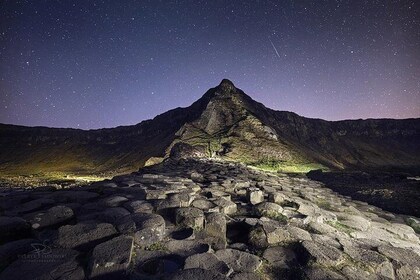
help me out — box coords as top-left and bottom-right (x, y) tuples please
(0, 80), (419, 178)
(216, 79), (237, 95)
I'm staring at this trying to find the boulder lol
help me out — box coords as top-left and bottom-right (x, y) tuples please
(26, 205), (74, 229)
(268, 192), (288, 204)
(204, 213), (227, 249)
(184, 252), (232, 275)
(298, 241), (344, 267)
(117, 213), (165, 246)
(192, 199), (217, 211)
(212, 198), (237, 215)
(263, 246), (297, 269)
(246, 188), (264, 205)
(337, 214), (371, 231)
(101, 207), (131, 225)
(5, 198), (55, 216)
(254, 202), (283, 219)
(143, 189), (168, 200)
(175, 207), (204, 229)
(377, 245), (420, 268)
(249, 223), (291, 248)
(100, 195), (129, 207)
(54, 223), (117, 250)
(123, 200), (154, 213)
(190, 171), (205, 183)
(164, 240), (210, 257)
(287, 225), (312, 241)
(215, 249), (261, 273)
(88, 235), (134, 279)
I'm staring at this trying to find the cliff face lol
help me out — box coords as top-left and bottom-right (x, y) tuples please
(1, 79), (419, 176)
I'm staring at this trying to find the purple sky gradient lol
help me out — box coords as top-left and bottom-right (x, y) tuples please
(1, 0), (419, 129)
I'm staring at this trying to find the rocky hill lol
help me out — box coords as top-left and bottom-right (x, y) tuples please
(1, 79), (419, 180)
(1, 81), (420, 279)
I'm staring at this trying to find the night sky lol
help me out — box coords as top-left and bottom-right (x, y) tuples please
(1, 1), (419, 129)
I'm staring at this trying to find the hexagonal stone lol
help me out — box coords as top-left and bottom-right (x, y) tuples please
(184, 253), (232, 275)
(192, 199), (217, 211)
(171, 192), (195, 207)
(377, 245), (420, 268)
(156, 197), (182, 211)
(287, 225), (312, 241)
(190, 171), (205, 183)
(299, 240), (344, 267)
(88, 235), (134, 279)
(268, 192), (288, 204)
(5, 198), (55, 216)
(123, 200), (153, 213)
(254, 202), (283, 218)
(25, 205), (74, 230)
(101, 195), (129, 207)
(204, 213), (227, 250)
(117, 213), (165, 246)
(101, 207), (131, 225)
(212, 198), (237, 215)
(54, 223), (117, 250)
(215, 249), (261, 273)
(263, 246), (297, 269)
(250, 220), (292, 248)
(165, 240), (210, 257)
(337, 214), (371, 232)
(206, 190), (231, 201)
(175, 207), (204, 229)
(143, 189), (168, 200)
(246, 188), (264, 205)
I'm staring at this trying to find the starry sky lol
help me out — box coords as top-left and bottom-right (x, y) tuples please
(0, 0), (419, 129)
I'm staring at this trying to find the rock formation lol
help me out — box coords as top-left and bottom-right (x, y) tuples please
(1, 79), (419, 179)
(0, 158), (420, 279)
(0, 80), (419, 279)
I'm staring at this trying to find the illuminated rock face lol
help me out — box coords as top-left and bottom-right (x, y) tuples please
(1, 158), (420, 279)
(1, 79), (419, 181)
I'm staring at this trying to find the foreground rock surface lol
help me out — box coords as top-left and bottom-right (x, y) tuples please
(0, 158), (420, 279)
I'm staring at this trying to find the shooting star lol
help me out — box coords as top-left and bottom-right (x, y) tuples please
(269, 38), (281, 58)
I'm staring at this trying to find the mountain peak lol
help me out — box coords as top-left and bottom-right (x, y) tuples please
(217, 79), (236, 94)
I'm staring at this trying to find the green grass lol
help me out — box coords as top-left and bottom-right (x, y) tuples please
(0, 172), (109, 188)
(267, 212), (288, 223)
(316, 199), (334, 210)
(250, 159), (328, 173)
(258, 210), (288, 223)
(144, 242), (167, 251)
(326, 221), (354, 235)
(405, 218), (420, 234)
